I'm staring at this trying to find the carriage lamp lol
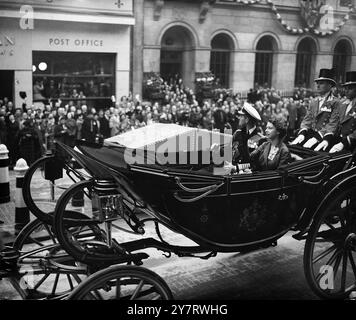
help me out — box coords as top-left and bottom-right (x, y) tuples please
(92, 180), (123, 223)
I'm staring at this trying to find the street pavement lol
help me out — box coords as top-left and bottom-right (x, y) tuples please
(0, 169), (320, 300)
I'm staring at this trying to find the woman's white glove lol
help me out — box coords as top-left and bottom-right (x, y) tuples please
(291, 135), (305, 145)
(314, 140), (329, 152)
(330, 142), (344, 153)
(303, 137), (319, 149)
(210, 143), (220, 153)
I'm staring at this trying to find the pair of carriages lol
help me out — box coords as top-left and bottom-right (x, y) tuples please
(0, 124), (355, 300)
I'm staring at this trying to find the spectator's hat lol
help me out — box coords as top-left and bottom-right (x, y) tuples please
(342, 71), (356, 87)
(315, 68), (336, 86)
(238, 102), (262, 121)
(23, 119), (32, 127)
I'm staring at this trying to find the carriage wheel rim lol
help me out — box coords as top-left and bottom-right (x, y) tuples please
(13, 219), (92, 299)
(304, 186), (356, 300)
(68, 266), (173, 300)
(345, 233), (356, 251)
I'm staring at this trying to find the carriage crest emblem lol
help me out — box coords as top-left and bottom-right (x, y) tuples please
(300, 0), (324, 28)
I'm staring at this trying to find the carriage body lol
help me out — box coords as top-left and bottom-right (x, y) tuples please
(71, 124), (353, 252)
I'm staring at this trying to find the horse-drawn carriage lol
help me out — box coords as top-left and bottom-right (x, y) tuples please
(1, 124), (355, 300)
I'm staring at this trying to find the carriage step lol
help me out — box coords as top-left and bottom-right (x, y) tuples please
(129, 252), (150, 266)
(92, 252), (150, 269)
(292, 233), (308, 241)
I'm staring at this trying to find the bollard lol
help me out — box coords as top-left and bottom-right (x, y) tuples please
(0, 145), (10, 204)
(14, 158), (30, 232)
(71, 158), (84, 207)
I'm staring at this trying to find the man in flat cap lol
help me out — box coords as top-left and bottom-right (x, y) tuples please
(232, 102), (264, 165)
(291, 68), (340, 149)
(326, 71), (356, 153)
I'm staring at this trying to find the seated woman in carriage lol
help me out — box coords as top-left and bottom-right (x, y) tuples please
(250, 116), (291, 171)
(213, 103), (291, 174)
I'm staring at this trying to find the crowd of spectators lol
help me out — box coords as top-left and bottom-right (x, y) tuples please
(0, 77), (348, 169)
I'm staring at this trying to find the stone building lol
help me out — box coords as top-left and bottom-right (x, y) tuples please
(133, 0), (356, 96)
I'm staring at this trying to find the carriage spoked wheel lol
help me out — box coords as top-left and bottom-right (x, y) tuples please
(53, 180), (133, 267)
(22, 155), (88, 224)
(304, 186), (356, 300)
(11, 212), (103, 300)
(67, 265), (173, 300)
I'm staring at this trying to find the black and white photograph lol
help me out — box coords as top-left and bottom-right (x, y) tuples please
(0, 0), (356, 310)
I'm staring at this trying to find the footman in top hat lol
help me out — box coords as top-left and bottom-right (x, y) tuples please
(291, 68), (340, 149)
(328, 71), (356, 153)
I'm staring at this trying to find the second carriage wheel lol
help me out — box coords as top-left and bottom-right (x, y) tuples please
(67, 265), (173, 300)
(22, 155), (88, 224)
(304, 186), (356, 300)
(12, 213), (102, 300)
(53, 180), (133, 267)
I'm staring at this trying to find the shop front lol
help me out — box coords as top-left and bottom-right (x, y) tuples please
(0, 0), (134, 108)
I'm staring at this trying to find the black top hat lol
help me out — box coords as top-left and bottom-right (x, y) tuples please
(343, 71), (356, 86)
(315, 68), (336, 86)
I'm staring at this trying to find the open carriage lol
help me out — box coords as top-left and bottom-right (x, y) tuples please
(1, 124), (356, 300)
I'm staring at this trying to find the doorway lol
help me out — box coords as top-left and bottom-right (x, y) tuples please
(160, 25), (195, 88)
(160, 50), (183, 81)
(0, 70), (14, 101)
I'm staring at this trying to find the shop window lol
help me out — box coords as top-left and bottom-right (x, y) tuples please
(210, 34), (233, 88)
(340, 0), (352, 7)
(32, 51), (115, 108)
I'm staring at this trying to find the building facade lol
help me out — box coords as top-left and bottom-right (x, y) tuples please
(0, 0), (134, 108)
(133, 0), (356, 96)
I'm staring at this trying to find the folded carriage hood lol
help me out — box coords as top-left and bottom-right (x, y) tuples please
(102, 124), (232, 169)
(105, 123), (232, 150)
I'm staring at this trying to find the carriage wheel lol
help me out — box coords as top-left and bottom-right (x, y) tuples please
(22, 156), (86, 224)
(67, 265), (173, 300)
(11, 214), (101, 299)
(53, 180), (130, 267)
(304, 186), (356, 300)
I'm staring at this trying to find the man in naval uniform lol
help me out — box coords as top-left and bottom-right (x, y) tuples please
(291, 68), (340, 149)
(232, 102), (264, 166)
(327, 71), (356, 153)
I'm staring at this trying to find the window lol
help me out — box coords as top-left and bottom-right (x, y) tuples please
(210, 34), (232, 88)
(254, 36), (275, 88)
(333, 40), (352, 84)
(32, 51), (115, 108)
(340, 0), (352, 7)
(295, 38), (316, 88)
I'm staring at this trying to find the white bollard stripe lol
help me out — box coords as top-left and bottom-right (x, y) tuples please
(0, 166), (9, 183)
(15, 187), (26, 208)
